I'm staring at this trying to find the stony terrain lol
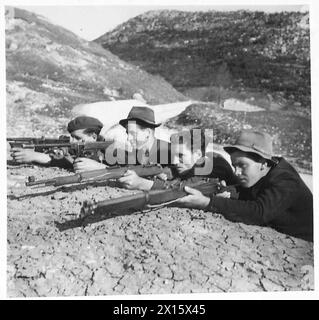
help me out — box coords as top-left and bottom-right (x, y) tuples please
(96, 10), (310, 109)
(7, 165), (314, 297)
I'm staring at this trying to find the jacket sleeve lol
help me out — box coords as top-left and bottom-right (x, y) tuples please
(207, 172), (300, 225)
(48, 155), (74, 170)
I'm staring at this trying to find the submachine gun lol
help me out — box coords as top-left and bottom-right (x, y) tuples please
(8, 136), (114, 162)
(7, 136), (70, 148)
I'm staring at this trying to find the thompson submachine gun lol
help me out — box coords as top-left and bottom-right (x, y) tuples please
(7, 136), (70, 149)
(79, 178), (237, 220)
(10, 139), (114, 162)
(26, 164), (172, 188)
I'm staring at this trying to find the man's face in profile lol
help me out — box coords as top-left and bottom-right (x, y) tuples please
(231, 150), (265, 188)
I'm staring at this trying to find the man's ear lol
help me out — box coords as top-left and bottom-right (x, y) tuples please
(260, 162), (268, 171)
(146, 128), (152, 139)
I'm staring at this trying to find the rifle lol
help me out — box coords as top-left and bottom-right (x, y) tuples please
(26, 164), (172, 187)
(79, 179), (237, 220)
(7, 136), (70, 149)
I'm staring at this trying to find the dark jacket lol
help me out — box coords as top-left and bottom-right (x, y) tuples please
(120, 138), (172, 166)
(207, 157), (313, 242)
(151, 152), (237, 190)
(49, 153), (74, 170)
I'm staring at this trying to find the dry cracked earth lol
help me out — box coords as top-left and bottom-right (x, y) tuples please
(7, 163), (314, 297)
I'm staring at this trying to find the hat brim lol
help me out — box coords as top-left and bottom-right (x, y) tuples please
(119, 118), (161, 128)
(224, 145), (275, 162)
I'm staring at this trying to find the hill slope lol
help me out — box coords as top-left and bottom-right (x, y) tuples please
(95, 10), (310, 109)
(6, 7), (186, 137)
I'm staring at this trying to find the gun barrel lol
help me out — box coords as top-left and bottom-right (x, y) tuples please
(7, 136), (70, 143)
(26, 165), (166, 188)
(7, 137), (35, 142)
(16, 140), (113, 151)
(82, 141), (113, 150)
(26, 176), (57, 187)
(27, 142), (73, 148)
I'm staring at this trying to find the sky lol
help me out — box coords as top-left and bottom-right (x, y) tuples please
(11, 2), (309, 41)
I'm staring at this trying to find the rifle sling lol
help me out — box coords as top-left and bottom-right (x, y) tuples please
(146, 198), (182, 208)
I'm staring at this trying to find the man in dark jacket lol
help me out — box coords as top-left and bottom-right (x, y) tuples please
(176, 130), (313, 242)
(115, 106), (173, 191)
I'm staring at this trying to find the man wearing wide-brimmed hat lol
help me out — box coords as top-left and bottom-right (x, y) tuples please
(177, 130), (313, 242)
(116, 106), (173, 191)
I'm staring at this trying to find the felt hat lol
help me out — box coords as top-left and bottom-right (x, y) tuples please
(224, 130), (274, 161)
(119, 106), (161, 128)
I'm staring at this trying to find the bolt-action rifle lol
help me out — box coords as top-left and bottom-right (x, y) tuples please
(26, 164), (172, 188)
(79, 178), (237, 220)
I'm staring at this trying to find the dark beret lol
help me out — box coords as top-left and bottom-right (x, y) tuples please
(67, 116), (103, 133)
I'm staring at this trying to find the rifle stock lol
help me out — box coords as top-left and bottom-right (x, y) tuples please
(26, 164), (171, 187)
(79, 179), (237, 220)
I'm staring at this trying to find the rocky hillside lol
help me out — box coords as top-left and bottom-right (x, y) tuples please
(6, 7), (186, 136)
(95, 10), (310, 109)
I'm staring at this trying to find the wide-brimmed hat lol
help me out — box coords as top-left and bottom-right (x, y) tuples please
(119, 106), (161, 128)
(224, 130), (274, 161)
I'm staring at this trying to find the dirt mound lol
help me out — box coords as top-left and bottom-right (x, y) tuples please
(7, 164), (313, 297)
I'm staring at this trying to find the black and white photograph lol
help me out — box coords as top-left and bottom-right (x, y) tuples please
(3, 0), (318, 299)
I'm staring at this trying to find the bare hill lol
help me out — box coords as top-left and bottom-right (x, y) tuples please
(6, 7), (186, 137)
(95, 9), (310, 109)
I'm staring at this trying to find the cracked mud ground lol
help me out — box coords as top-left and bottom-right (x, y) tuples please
(7, 164), (314, 297)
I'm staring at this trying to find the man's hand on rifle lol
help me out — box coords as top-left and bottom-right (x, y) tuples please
(176, 186), (210, 209)
(11, 148), (51, 164)
(118, 169), (154, 191)
(214, 180), (231, 198)
(73, 158), (107, 172)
